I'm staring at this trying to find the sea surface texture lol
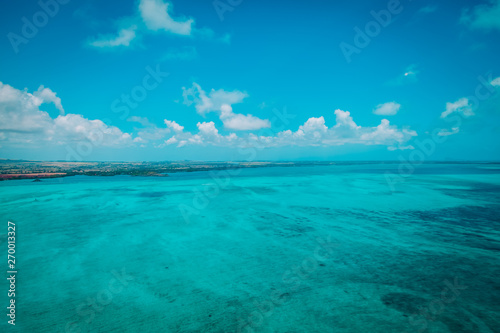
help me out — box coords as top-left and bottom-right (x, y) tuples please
(1, 163), (499, 333)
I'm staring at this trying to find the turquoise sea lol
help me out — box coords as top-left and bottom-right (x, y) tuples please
(1, 163), (499, 333)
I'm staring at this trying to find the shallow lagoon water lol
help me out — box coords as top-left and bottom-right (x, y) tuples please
(1, 164), (499, 332)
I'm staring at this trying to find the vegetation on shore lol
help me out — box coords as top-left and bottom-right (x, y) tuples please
(0, 160), (336, 181)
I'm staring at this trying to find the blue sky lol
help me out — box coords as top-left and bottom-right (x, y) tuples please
(0, 0), (499, 161)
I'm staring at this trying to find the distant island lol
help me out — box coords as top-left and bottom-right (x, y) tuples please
(0, 160), (338, 181)
(1, 160), (497, 181)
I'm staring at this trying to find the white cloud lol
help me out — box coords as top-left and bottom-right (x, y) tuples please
(89, 26), (137, 48)
(87, 1), (226, 51)
(128, 116), (153, 127)
(133, 137), (147, 143)
(221, 113), (271, 131)
(0, 82), (133, 148)
(437, 127), (460, 137)
(300, 116), (328, 134)
(54, 114), (132, 145)
(0, 82), (418, 152)
(441, 98), (474, 118)
(218, 104), (270, 131)
(139, 0), (193, 35)
(370, 126), (415, 147)
(159, 109), (416, 150)
(0, 82), (54, 134)
(461, 0), (500, 31)
(373, 102), (401, 116)
(436, 93), (488, 139)
(183, 83), (270, 131)
(274, 113), (415, 149)
(162, 120), (240, 147)
(197, 121), (219, 137)
(136, 127), (170, 143)
(164, 137), (178, 145)
(183, 83), (248, 115)
(360, 119), (415, 145)
(164, 119), (184, 132)
(491, 77), (500, 86)
(128, 116), (172, 143)
(33, 86), (65, 114)
(388, 145), (414, 151)
(333, 109), (360, 130)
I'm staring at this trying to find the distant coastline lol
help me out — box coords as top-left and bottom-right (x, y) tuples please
(1, 160), (499, 181)
(0, 160), (326, 181)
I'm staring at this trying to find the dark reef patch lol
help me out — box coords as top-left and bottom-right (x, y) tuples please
(381, 292), (428, 314)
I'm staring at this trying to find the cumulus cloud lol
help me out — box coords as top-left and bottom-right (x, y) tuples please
(461, 0), (500, 31)
(266, 112), (415, 149)
(54, 114), (132, 145)
(183, 83), (247, 115)
(440, 98), (474, 118)
(89, 26), (137, 48)
(160, 109), (416, 150)
(491, 77), (500, 86)
(139, 0), (193, 35)
(221, 113), (271, 131)
(164, 119), (184, 132)
(0, 82), (133, 148)
(300, 116), (328, 134)
(127, 117), (175, 143)
(1, 82), (418, 152)
(33, 86), (65, 114)
(373, 102), (401, 116)
(162, 120), (239, 147)
(0, 82), (54, 133)
(360, 119), (416, 145)
(218, 104), (271, 131)
(333, 110), (360, 130)
(183, 83), (270, 131)
(165, 137), (178, 145)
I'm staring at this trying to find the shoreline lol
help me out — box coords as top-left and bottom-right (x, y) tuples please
(0, 163), (309, 181)
(1, 161), (500, 182)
